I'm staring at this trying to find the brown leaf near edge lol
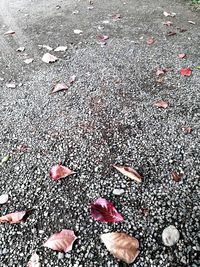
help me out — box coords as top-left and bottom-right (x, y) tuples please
(171, 171), (182, 182)
(101, 232), (139, 264)
(113, 165), (142, 183)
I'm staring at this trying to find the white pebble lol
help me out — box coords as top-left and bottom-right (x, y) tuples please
(162, 225), (180, 246)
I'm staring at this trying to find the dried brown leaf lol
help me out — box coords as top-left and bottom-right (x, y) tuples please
(113, 165), (142, 183)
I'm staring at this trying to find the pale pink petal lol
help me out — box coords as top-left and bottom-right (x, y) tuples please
(27, 252), (41, 267)
(52, 83), (69, 93)
(50, 164), (75, 180)
(42, 53), (58, 63)
(154, 100), (169, 109)
(0, 211), (27, 223)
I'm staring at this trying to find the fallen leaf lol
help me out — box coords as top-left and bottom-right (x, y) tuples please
(27, 252), (41, 267)
(50, 164), (75, 180)
(97, 34), (109, 43)
(1, 154), (10, 164)
(180, 68), (192, 76)
(194, 65), (200, 69)
(24, 58), (34, 64)
(147, 37), (154, 45)
(6, 83), (16, 89)
(113, 165), (142, 183)
(54, 46), (67, 52)
(178, 53), (186, 59)
(185, 127), (192, 133)
(163, 21), (173, 26)
(0, 194), (9, 205)
(154, 100), (169, 109)
(43, 229), (77, 252)
(52, 83), (69, 93)
(90, 197), (124, 222)
(0, 211), (27, 223)
(38, 45), (53, 51)
(69, 75), (76, 84)
(163, 11), (176, 17)
(101, 232), (139, 264)
(167, 31), (177, 36)
(16, 47), (25, 52)
(4, 30), (15, 35)
(42, 53), (58, 63)
(188, 20), (195, 25)
(74, 29), (83, 34)
(156, 68), (166, 76)
(112, 14), (121, 21)
(171, 171), (182, 182)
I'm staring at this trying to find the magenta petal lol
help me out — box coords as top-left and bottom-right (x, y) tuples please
(90, 198), (124, 222)
(50, 164), (75, 181)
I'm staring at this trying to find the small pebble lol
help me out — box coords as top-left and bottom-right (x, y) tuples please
(162, 225), (180, 246)
(58, 252), (64, 259)
(113, 188), (124, 195)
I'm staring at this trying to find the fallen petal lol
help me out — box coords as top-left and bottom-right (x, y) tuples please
(113, 165), (142, 183)
(38, 45), (53, 51)
(171, 171), (182, 182)
(101, 232), (139, 264)
(178, 53), (186, 59)
(162, 225), (180, 246)
(154, 100), (169, 109)
(43, 229), (77, 252)
(74, 29), (83, 34)
(156, 68), (165, 76)
(180, 68), (192, 76)
(4, 30), (15, 35)
(27, 252), (41, 267)
(69, 75), (76, 84)
(52, 83), (69, 93)
(24, 58), (34, 64)
(163, 21), (173, 26)
(6, 83), (16, 89)
(50, 164), (75, 180)
(16, 47), (25, 52)
(112, 14), (121, 21)
(163, 11), (176, 17)
(42, 53), (58, 63)
(91, 197), (124, 222)
(147, 37), (154, 45)
(0, 194), (9, 205)
(0, 211), (27, 223)
(188, 20), (195, 25)
(54, 46), (67, 52)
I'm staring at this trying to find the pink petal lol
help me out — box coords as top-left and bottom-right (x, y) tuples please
(42, 53), (58, 63)
(0, 194), (9, 204)
(27, 252), (41, 267)
(147, 37), (154, 45)
(69, 75), (76, 84)
(112, 14), (121, 21)
(90, 197), (124, 222)
(0, 211), (27, 223)
(154, 100), (169, 109)
(52, 83), (69, 93)
(156, 69), (165, 76)
(171, 171), (182, 182)
(97, 34), (109, 43)
(50, 164), (75, 181)
(180, 68), (192, 76)
(178, 53), (186, 59)
(43, 229), (77, 252)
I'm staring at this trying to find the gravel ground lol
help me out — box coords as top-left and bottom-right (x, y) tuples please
(0, 0), (200, 266)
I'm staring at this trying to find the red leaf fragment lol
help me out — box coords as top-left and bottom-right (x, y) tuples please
(154, 100), (169, 109)
(180, 68), (192, 76)
(171, 171), (182, 182)
(0, 194), (9, 205)
(50, 164), (75, 180)
(52, 83), (69, 93)
(27, 252), (41, 267)
(147, 37), (154, 45)
(163, 21), (173, 26)
(178, 53), (186, 59)
(0, 211), (27, 223)
(43, 229), (77, 252)
(113, 165), (142, 183)
(90, 197), (124, 222)
(97, 34), (109, 44)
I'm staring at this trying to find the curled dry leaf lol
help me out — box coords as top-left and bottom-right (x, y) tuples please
(178, 53), (186, 59)
(50, 164), (75, 180)
(0, 194), (9, 204)
(90, 197), (124, 222)
(24, 58), (34, 64)
(74, 29), (83, 34)
(163, 21), (173, 26)
(154, 100), (169, 109)
(4, 30), (15, 35)
(16, 47), (25, 52)
(42, 53), (58, 63)
(113, 165), (142, 183)
(54, 46), (67, 52)
(43, 229), (77, 252)
(180, 68), (191, 76)
(101, 232), (139, 264)
(0, 211), (27, 223)
(52, 83), (69, 93)
(171, 171), (182, 182)
(27, 252), (41, 267)
(163, 11), (176, 17)
(147, 37), (154, 45)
